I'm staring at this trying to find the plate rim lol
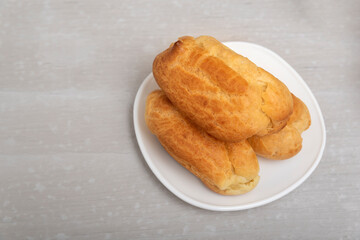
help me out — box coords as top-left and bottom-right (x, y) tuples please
(133, 41), (326, 211)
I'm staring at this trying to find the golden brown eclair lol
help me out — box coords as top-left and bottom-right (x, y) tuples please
(153, 36), (293, 142)
(145, 90), (260, 195)
(248, 94), (311, 160)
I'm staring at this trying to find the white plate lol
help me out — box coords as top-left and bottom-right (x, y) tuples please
(133, 41), (326, 211)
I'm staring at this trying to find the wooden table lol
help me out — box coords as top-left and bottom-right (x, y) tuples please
(1, 0), (359, 239)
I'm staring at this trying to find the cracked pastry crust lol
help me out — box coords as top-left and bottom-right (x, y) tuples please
(153, 36), (293, 142)
(248, 94), (311, 160)
(145, 90), (260, 195)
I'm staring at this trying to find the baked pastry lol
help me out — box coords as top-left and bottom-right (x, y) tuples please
(145, 90), (260, 195)
(153, 36), (293, 142)
(248, 94), (311, 160)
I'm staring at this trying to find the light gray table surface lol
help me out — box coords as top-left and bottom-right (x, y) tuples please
(1, 0), (359, 239)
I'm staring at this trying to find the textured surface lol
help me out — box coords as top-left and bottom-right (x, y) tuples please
(0, 0), (359, 239)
